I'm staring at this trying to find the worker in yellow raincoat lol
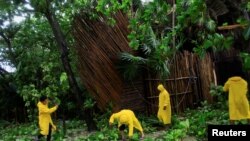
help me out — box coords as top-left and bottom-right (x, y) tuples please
(36, 96), (58, 141)
(223, 76), (250, 124)
(157, 84), (171, 125)
(109, 109), (144, 140)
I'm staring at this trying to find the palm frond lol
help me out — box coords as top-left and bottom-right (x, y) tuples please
(140, 44), (152, 55)
(120, 52), (147, 64)
(132, 0), (143, 10)
(144, 26), (159, 49)
(206, 0), (228, 17)
(147, 59), (170, 79)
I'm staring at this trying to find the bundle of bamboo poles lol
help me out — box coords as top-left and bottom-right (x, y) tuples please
(72, 11), (133, 111)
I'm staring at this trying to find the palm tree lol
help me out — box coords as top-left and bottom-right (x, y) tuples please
(119, 25), (172, 81)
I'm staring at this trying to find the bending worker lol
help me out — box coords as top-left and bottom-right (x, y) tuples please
(109, 109), (144, 140)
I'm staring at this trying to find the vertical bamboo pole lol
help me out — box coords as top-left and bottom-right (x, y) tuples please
(172, 0), (178, 113)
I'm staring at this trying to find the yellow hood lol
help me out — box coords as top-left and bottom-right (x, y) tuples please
(157, 84), (165, 91)
(37, 101), (46, 107)
(229, 76), (242, 82)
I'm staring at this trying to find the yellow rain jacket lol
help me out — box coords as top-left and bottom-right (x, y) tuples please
(109, 109), (143, 137)
(37, 102), (58, 135)
(223, 76), (250, 120)
(157, 84), (171, 124)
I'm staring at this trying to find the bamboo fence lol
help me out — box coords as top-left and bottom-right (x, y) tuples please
(145, 51), (215, 114)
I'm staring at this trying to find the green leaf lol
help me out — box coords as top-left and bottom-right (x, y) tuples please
(129, 39), (139, 50)
(248, 2), (250, 11)
(97, 133), (104, 139)
(203, 40), (213, 49)
(243, 25), (250, 40)
(206, 20), (216, 31)
(60, 72), (68, 83)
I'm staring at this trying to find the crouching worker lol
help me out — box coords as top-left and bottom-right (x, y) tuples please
(36, 96), (58, 141)
(109, 109), (144, 140)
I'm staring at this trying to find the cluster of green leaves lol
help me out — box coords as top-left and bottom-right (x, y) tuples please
(30, 0), (90, 25)
(209, 83), (227, 108)
(127, 0), (171, 49)
(185, 101), (228, 140)
(193, 33), (233, 57)
(120, 27), (174, 79)
(96, 0), (132, 25)
(247, 2), (250, 11)
(83, 96), (96, 109)
(79, 128), (119, 141)
(0, 0), (24, 25)
(19, 69), (67, 119)
(96, 0), (132, 15)
(0, 16), (67, 120)
(0, 122), (38, 141)
(1, 0), (91, 121)
(0, 119), (88, 140)
(232, 2), (250, 71)
(30, 0), (48, 13)
(161, 119), (190, 141)
(138, 114), (158, 133)
(176, 0), (233, 57)
(242, 1), (250, 40)
(119, 0), (175, 80)
(176, 0), (207, 29)
(243, 25), (250, 40)
(240, 52), (250, 71)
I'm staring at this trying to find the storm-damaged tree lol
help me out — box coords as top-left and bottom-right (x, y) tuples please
(28, 0), (97, 131)
(1, 0), (98, 131)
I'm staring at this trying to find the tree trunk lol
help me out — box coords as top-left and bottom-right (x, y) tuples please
(0, 32), (17, 65)
(44, 10), (97, 131)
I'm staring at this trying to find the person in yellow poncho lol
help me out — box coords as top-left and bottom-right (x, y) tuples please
(109, 109), (144, 140)
(36, 96), (58, 141)
(223, 76), (250, 124)
(157, 84), (171, 126)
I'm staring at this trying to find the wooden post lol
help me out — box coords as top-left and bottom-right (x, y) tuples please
(172, 0), (178, 113)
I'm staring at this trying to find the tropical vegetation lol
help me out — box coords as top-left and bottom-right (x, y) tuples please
(0, 0), (250, 140)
